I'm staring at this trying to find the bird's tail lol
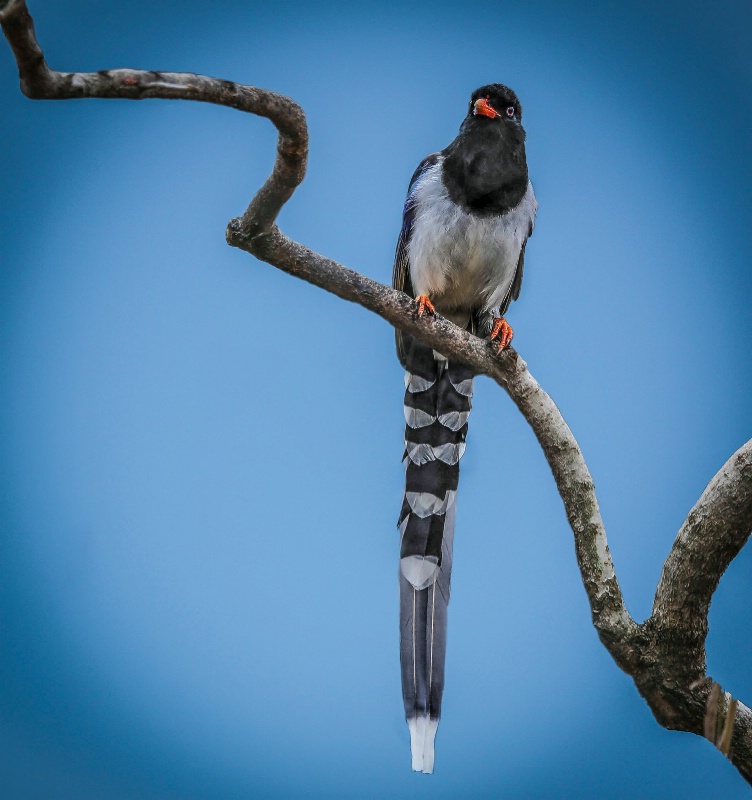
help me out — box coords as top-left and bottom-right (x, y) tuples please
(398, 333), (473, 773)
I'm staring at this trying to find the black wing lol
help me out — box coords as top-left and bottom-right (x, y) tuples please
(497, 218), (533, 319)
(393, 153), (440, 367)
(510, 240), (527, 304)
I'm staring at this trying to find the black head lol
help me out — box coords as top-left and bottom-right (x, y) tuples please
(441, 82), (529, 216)
(466, 83), (523, 126)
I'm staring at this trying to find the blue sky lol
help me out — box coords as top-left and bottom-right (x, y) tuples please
(1, 0), (752, 797)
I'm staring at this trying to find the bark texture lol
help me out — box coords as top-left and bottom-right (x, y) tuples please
(3, 0), (752, 785)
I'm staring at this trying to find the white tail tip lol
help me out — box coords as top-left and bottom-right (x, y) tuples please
(407, 716), (439, 773)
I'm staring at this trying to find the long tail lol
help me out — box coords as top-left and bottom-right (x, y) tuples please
(398, 334), (473, 773)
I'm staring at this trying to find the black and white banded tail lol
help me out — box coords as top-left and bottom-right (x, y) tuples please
(398, 333), (473, 773)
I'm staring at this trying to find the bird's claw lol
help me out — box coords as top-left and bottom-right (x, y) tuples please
(489, 317), (514, 351)
(415, 295), (436, 317)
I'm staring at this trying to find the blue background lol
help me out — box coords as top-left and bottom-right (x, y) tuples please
(2, 0), (752, 797)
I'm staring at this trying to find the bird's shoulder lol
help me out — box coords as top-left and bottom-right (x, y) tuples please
(406, 152), (442, 199)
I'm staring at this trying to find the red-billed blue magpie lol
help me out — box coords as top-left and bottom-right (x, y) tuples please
(393, 83), (537, 773)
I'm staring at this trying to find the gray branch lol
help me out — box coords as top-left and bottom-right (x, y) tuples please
(654, 440), (752, 632)
(3, 0), (752, 785)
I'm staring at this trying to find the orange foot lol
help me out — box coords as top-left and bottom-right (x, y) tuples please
(415, 295), (436, 317)
(490, 317), (514, 351)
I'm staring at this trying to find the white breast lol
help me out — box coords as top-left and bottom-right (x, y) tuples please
(407, 157), (537, 319)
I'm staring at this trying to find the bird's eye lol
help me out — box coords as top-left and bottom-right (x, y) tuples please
(506, 106), (515, 117)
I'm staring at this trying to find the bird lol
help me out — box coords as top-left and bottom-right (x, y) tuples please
(392, 83), (537, 773)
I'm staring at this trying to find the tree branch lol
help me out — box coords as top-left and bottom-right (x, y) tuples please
(654, 439), (752, 632)
(3, 0), (752, 785)
(0, 0), (308, 238)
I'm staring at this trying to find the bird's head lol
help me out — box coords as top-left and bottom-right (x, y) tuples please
(443, 83), (529, 213)
(467, 84), (523, 125)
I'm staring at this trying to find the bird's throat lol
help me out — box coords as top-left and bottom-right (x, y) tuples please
(441, 124), (528, 216)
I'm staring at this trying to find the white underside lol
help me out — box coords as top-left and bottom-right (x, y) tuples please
(408, 716), (439, 773)
(407, 158), (537, 317)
